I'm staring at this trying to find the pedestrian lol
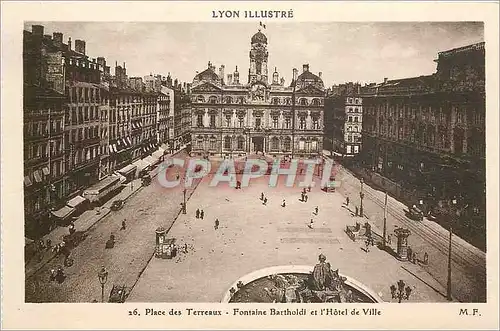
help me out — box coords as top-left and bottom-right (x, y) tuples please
(424, 252), (429, 265)
(200, 210), (204, 220)
(196, 209), (200, 219)
(236, 180), (241, 189)
(121, 220), (126, 230)
(260, 192), (264, 201)
(365, 240), (370, 253)
(263, 197), (268, 206)
(184, 243), (188, 253)
(214, 219), (219, 230)
(46, 239), (52, 251)
(281, 199), (286, 207)
(407, 247), (413, 261)
(131, 181), (134, 191)
(302, 187), (307, 194)
(355, 206), (359, 217)
(301, 192), (305, 202)
(346, 197), (350, 206)
(314, 206), (319, 215)
(405, 286), (412, 300)
(412, 252), (417, 264)
(308, 219), (314, 229)
(308, 185), (311, 192)
(388, 234), (392, 245)
(304, 194), (308, 202)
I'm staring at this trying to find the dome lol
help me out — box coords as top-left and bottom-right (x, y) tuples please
(193, 67), (220, 83)
(251, 31), (267, 44)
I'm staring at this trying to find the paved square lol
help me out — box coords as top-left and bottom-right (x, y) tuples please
(128, 172), (448, 303)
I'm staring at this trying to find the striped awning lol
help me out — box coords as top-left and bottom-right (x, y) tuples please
(67, 195), (87, 208)
(51, 206), (76, 220)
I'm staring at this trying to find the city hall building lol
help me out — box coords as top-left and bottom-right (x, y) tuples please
(190, 30), (325, 159)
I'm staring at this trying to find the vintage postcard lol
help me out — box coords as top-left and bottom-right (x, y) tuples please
(1, 1), (499, 330)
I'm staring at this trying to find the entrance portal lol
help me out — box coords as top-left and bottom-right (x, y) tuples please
(252, 136), (264, 153)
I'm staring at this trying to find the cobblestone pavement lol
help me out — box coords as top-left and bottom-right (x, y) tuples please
(331, 155), (486, 303)
(25, 150), (201, 303)
(128, 169), (449, 303)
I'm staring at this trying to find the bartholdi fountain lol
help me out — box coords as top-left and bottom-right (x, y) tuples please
(222, 254), (383, 303)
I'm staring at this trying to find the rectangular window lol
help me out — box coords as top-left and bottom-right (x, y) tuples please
(197, 114), (203, 127)
(225, 115), (231, 127)
(255, 117), (261, 128)
(272, 117), (279, 129)
(299, 118), (306, 130)
(285, 118), (291, 129)
(238, 117), (244, 128)
(210, 115), (216, 128)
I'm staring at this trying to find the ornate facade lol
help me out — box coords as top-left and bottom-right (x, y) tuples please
(190, 30), (325, 158)
(359, 42), (485, 247)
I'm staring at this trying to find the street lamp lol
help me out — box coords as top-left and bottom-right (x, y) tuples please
(182, 188), (187, 214)
(359, 178), (365, 217)
(98, 266), (108, 303)
(390, 279), (412, 303)
(447, 198), (457, 301)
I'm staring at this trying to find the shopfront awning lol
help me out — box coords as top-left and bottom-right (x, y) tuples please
(83, 175), (121, 202)
(142, 157), (153, 167)
(152, 150), (164, 159)
(67, 195), (88, 208)
(144, 155), (158, 166)
(51, 206), (76, 220)
(24, 176), (33, 187)
(117, 164), (137, 177)
(133, 159), (150, 175)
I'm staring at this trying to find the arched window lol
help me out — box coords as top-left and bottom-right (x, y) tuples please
(197, 95), (205, 103)
(311, 139), (318, 151)
(299, 98), (307, 106)
(209, 136), (217, 150)
(271, 137), (279, 151)
(283, 137), (291, 151)
(237, 136), (245, 150)
(272, 98), (280, 105)
(298, 138), (306, 151)
(225, 96), (232, 104)
(209, 96), (218, 104)
(312, 98), (320, 106)
(285, 98), (291, 105)
(224, 136), (231, 149)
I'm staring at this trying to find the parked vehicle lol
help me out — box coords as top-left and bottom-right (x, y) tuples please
(110, 199), (124, 211)
(408, 205), (424, 221)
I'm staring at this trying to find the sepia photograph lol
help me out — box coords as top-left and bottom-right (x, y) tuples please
(21, 21), (486, 304)
(1, 1), (499, 330)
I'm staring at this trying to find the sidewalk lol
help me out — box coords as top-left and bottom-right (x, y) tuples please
(25, 148), (186, 280)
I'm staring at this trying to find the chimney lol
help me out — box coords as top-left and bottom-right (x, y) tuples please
(53, 32), (63, 46)
(32, 25), (44, 36)
(293, 68), (298, 81)
(303, 64), (309, 73)
(43, 34), (52, 41)
(227, 74), (233, 85)
(68, 37), (72, 50)
(384, 77), (388, 84)
(75, 39), (86, 55)
(97, 57), (106, 67)
(219, 65), (225, 80)
(318, 72), (322, 79)
(123, 62), (126, 69)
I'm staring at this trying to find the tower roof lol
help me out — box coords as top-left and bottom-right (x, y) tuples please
(251, 30), (267, 44)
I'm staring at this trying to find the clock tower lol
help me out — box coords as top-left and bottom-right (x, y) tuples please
(248, 30), (269, 85)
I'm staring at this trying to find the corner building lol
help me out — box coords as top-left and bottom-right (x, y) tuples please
(190, 30), (325, 158)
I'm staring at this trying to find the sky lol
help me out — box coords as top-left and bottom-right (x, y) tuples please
(24, 22), (484, 87)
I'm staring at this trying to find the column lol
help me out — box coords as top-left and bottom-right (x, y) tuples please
(395, 228), (411, 261)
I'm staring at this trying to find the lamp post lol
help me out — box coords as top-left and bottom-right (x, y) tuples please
(97, 266), (108, 303)
(182, 188), (187, 214)
(382, 190), (388, 248)
(447, 198), (457, 301)
(390, 279), (412, 303)
(359, 178), (364, 217)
